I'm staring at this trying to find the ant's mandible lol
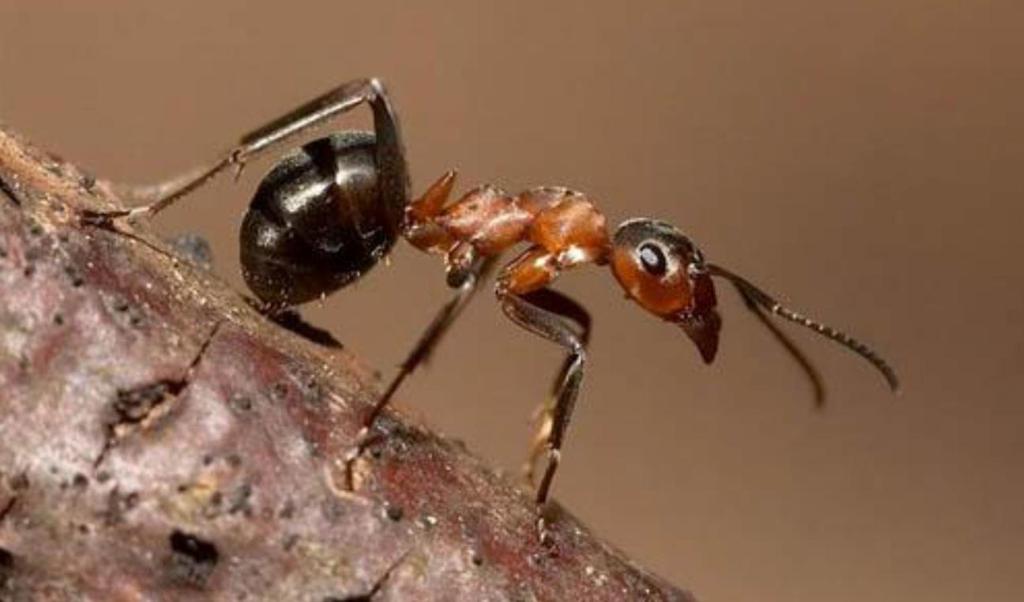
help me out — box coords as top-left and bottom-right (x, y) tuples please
(82, 78), (899, 524)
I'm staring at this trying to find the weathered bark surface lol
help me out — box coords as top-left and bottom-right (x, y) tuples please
(0, 126), (695, 601)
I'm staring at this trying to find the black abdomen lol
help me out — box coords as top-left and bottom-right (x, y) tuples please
(240, 132), (405, 306)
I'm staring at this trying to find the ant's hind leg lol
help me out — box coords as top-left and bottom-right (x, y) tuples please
(82, 78), (406, 224)
(107, 165), (225, 207)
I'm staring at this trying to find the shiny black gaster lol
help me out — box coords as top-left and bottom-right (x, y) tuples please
(241, 132), (405, 305)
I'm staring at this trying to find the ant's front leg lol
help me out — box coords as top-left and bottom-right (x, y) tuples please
(81, 78), (406, 225)
(496, 248), (591, 544)
(520, 289), (592, 486)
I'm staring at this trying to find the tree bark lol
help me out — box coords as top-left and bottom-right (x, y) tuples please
(0, 126), (695, 601)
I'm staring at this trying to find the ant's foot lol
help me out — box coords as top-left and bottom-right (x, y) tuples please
(342, 427), (384, 491)
(78, 206), (144, 228)
(78, 208), (120, 227)
(535, 512), (557, 549)
(536, 516), (551, 546)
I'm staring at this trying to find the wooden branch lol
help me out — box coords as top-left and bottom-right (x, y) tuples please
(0, 125), (696, 601)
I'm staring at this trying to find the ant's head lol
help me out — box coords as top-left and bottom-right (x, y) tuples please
(610, 218), (899, 402)
(610, 219), (721, 364)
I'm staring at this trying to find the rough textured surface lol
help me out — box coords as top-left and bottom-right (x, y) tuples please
(0, 125), (696, 601)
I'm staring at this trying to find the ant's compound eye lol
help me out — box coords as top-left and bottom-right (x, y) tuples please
(638, 242), (668, 276)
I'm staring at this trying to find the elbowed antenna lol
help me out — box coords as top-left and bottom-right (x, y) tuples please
(706, 263), (900, 393)
(731, 283), (828, 407)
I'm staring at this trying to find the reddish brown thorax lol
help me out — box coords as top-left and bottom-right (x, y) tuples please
(405, 173), (611, 295)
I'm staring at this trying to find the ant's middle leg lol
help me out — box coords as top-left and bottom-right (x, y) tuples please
(82, 77), (406, 224)
(343, 246), (498, 489)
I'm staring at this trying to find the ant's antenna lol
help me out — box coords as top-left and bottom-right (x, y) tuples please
(732, 283), (827, 406)
(707, 263), (899, 393)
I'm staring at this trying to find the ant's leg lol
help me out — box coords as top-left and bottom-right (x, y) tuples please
(498, 287), (588, 508)
(108, 165), (225, 206)
(372, 252), (497, 425)
(519, 289), (592, 486)
(83, 78), (406, 223)
(344, 249), (497, 488)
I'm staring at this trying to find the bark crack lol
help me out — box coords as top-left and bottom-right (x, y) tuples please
(93, 321), (224, 468)
(0, 496), (16, 524)
(0, 173), (21, 207)
(334, 550), (410, 602)
(0, 472), (28, 525)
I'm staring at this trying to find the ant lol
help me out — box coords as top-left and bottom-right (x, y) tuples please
(82, 78), (899, 533)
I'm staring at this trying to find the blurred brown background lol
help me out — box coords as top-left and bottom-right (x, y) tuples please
(2, 1), (1021, 600)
